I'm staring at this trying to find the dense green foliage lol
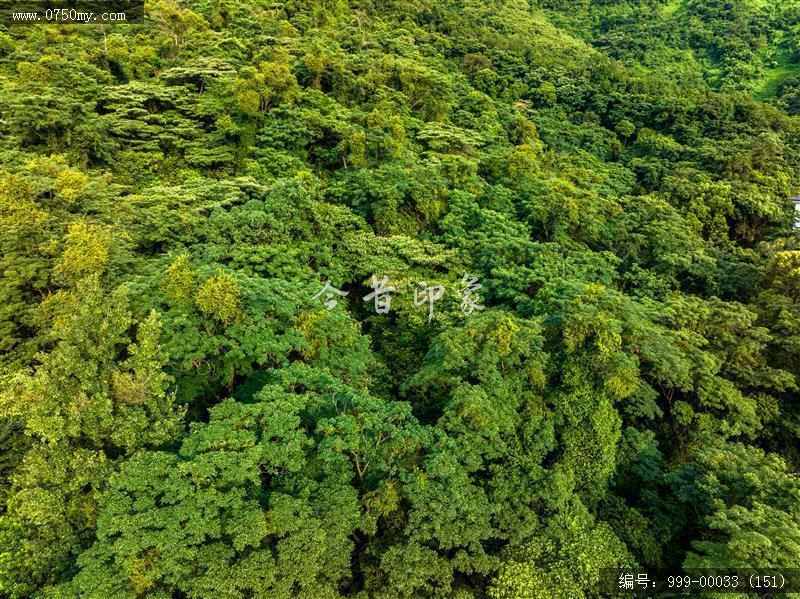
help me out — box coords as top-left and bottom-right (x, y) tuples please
(1, 0), (800, 596)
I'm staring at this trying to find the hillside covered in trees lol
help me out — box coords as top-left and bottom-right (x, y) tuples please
(1, 0), (800, 596)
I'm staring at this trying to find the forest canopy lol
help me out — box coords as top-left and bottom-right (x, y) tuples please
(1, 0), (800, 597)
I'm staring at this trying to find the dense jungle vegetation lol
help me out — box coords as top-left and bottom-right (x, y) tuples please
(1, 0), (800, 596)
